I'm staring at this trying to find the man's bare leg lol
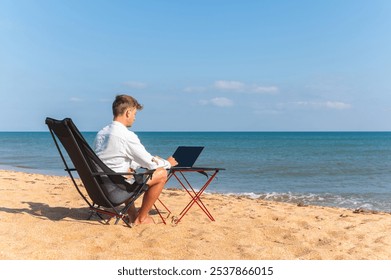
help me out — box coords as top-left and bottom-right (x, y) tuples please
(126, 202), (137, 223)
(133, 168), (167, 225)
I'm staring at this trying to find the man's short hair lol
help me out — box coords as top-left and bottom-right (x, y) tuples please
(112, 94), (143, 117)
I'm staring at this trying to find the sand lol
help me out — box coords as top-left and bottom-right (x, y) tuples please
(0, 169), (390, 260)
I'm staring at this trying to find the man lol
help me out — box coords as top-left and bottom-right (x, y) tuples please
(94, 94), (177, 225)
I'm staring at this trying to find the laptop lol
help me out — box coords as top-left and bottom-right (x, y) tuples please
(171, 146), (204, 168)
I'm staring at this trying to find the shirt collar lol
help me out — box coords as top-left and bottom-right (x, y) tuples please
(112, 121), (128, 129)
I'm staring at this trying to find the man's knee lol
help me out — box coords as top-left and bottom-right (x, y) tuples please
(153, 168), (167, 182)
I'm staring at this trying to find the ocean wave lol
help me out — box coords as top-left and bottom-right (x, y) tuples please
(219, 191), (391, 213)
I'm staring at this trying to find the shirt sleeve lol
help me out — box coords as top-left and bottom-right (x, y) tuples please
(125, 131), (171, 170)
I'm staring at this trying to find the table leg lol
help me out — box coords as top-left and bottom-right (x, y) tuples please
(173, 170), (219, 223)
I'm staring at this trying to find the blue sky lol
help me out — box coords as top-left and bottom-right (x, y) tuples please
(1, 0), (390, 131)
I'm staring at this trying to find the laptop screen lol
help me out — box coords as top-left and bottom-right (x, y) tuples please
(172, 146), (204, 167)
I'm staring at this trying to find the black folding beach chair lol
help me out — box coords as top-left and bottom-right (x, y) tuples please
(45, 117), (153, 227)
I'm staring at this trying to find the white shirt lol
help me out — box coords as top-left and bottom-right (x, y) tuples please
(93, 121), (171, 172)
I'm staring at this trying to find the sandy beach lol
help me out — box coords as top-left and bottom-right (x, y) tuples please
(0, 169), (390, 260)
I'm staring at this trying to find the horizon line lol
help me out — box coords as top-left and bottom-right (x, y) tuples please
(1, 130), (391, 133)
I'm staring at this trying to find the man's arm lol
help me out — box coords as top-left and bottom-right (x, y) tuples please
(125, 132), (172, 170)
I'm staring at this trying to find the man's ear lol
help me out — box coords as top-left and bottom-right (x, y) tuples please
(125, 108), (131, 117)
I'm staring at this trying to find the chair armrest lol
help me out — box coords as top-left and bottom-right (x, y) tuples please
(65, 168), (77, 172)
(91, 169), (155, 177)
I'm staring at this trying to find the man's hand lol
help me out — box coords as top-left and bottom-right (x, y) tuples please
(152, 156), (178, 167)
(167, 156), (178, 167)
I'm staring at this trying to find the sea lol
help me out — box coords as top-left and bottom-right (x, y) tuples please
(1, 131), (391, 213)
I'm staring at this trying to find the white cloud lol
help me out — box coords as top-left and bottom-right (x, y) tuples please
(200, 97), (234, 107)
(214, 80), (245, 91)
(123, 81), (147, 89)
(185, 80), (279, 95)
(211, 97), (234, 107)
(252, 86), (279, 94)
(324, 101), (352, 109)
(183, 86), (207, 93)
(69, 97), (83, 102)
(213, 80), (278, 94)
(295, 101), (352, 110)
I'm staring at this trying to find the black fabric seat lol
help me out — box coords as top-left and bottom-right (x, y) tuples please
(45, 117), (153, 227)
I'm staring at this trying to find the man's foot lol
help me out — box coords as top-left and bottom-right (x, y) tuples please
(133, 215), (155, 225)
